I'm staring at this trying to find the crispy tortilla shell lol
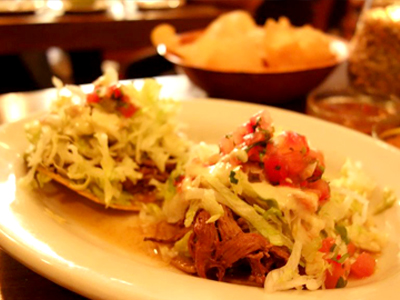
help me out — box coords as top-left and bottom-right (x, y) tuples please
(36, 166), (143, 211)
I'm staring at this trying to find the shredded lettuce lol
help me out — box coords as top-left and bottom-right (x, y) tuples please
(265, 240), (323, 292)
(330, 159), (375, 197)
(23, 69), (189, 207)
(139, 203), (165, 224)
(204, 174), (292, 247)
(174, 230), (193, 257)
(374, 188), (397, 215)
(183, 188), (224, 226)
(347, 224), (385, 252)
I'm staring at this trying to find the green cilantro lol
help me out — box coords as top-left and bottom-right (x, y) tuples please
(335, 225), (350, 244)
(335, 277), (348, 288)
(331, 253), (349, 264)
(243, 141), (267, 153)
(229, 171), (238, 184)
(265, 199), (279, 209)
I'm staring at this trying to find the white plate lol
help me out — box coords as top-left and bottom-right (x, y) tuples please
(0, 99), (400, 300)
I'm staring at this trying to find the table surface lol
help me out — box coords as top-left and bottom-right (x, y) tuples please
(0, 2), (228, 55)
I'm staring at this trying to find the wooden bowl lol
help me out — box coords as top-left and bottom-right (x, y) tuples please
(158, 31), (348, 104)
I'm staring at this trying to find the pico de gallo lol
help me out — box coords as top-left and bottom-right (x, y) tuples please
(86, 83), (139, 118)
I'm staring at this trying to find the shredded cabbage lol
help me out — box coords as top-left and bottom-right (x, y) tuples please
(265, 240), (324, 292)
(23, 69), (189, 207)
(174, 230), (193, 257)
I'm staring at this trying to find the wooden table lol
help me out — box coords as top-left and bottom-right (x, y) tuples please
(0, 2), (228, 55)
(0, 246), (87, 300)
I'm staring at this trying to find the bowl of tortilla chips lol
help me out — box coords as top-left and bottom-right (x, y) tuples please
(151, 11), (348, 104)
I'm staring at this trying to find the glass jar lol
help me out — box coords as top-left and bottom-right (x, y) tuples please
(348, 0), (400, 98)
(306, 87), (400, 134)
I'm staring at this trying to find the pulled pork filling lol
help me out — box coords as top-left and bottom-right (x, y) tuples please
(122, 160), (176, 203)
(146, 206), (290, 286)
(43, 158), (174, 204)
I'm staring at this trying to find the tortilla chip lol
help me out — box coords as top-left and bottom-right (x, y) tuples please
(36, 166), (142, 211)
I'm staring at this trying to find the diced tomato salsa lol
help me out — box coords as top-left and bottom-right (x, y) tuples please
(319, 237), (376, 288)
(219, 110), (329, 203)
(86, 84), (138, 118)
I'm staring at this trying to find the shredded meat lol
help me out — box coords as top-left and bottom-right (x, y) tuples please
(144, 206), (290, 286)
(122, 161), (174, 202)
(142, 159), (176, 172)
(189, 210), (224, 280)
(188, 207), (290, 285)
(140, 165), (170, 182)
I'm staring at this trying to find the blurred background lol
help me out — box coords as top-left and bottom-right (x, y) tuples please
(0, 0), (365, 94)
